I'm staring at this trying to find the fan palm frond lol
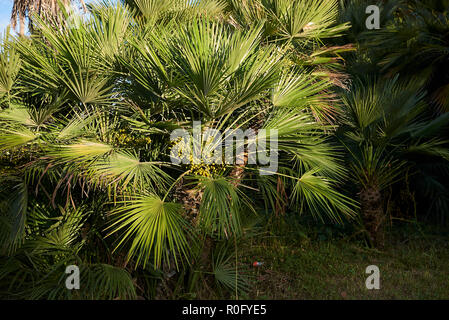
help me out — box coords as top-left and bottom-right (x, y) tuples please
(196, 176), (249, 239)
(107, 194), (193, 268)
(212, 242), (251, 296)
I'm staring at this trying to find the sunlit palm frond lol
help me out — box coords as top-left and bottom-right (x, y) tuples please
(92, 150), (173, 194)
(196, 176), (247, 239)
(264, 0), (350, 41)
(49, 140), (114, 163)
(108, 194), (192, 268)
(291, 169), (356, 223)
(0, 28), (21, 102)
(0, 127), (37, 150)
(272, 70), (330, 109)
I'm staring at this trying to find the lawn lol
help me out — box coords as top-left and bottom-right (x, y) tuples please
(244, 224), (449, 299)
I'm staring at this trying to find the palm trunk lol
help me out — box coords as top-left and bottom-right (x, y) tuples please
(19, 13), (25, 37)
(174, 177), (203, 224)
(173, 179), (218, 297)
(359, 185), (385, 247)
(229, 111), (265, 188)
(229, 153), (248, 188)
(80, 0), (88, 13)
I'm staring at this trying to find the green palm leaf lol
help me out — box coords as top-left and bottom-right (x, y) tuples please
(196, 176), (246, 239)
(107, 194), (192, 268)
(92, 151), (172, 193)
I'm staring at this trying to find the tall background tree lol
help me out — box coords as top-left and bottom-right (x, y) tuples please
(11, 0), (87, 36)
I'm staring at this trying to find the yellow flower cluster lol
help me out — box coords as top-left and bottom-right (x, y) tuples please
(0, 146), (32, 164)
(114, 129), (152, 147)
(170, 137), (225, 177)
(190, 162), (224, 177)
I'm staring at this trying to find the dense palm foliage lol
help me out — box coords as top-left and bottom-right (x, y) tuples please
(338, 0), (449, 227)
(362, 0), (449, 112)
(0, 0), (448, 299)
(337, 76), (449, 245)
(0, 0), (359, 299)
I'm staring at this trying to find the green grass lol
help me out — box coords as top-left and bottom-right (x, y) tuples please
(242, 222), (449, 299)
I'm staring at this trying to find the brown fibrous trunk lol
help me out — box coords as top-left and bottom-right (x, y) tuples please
(359, 185), (385, 247)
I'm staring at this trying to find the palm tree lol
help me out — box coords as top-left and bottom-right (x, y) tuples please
(1, 0), (357, 299)
(339, 0), (449, 227)
(338, 76), (449, 246)
(11, 0), (87, 36)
